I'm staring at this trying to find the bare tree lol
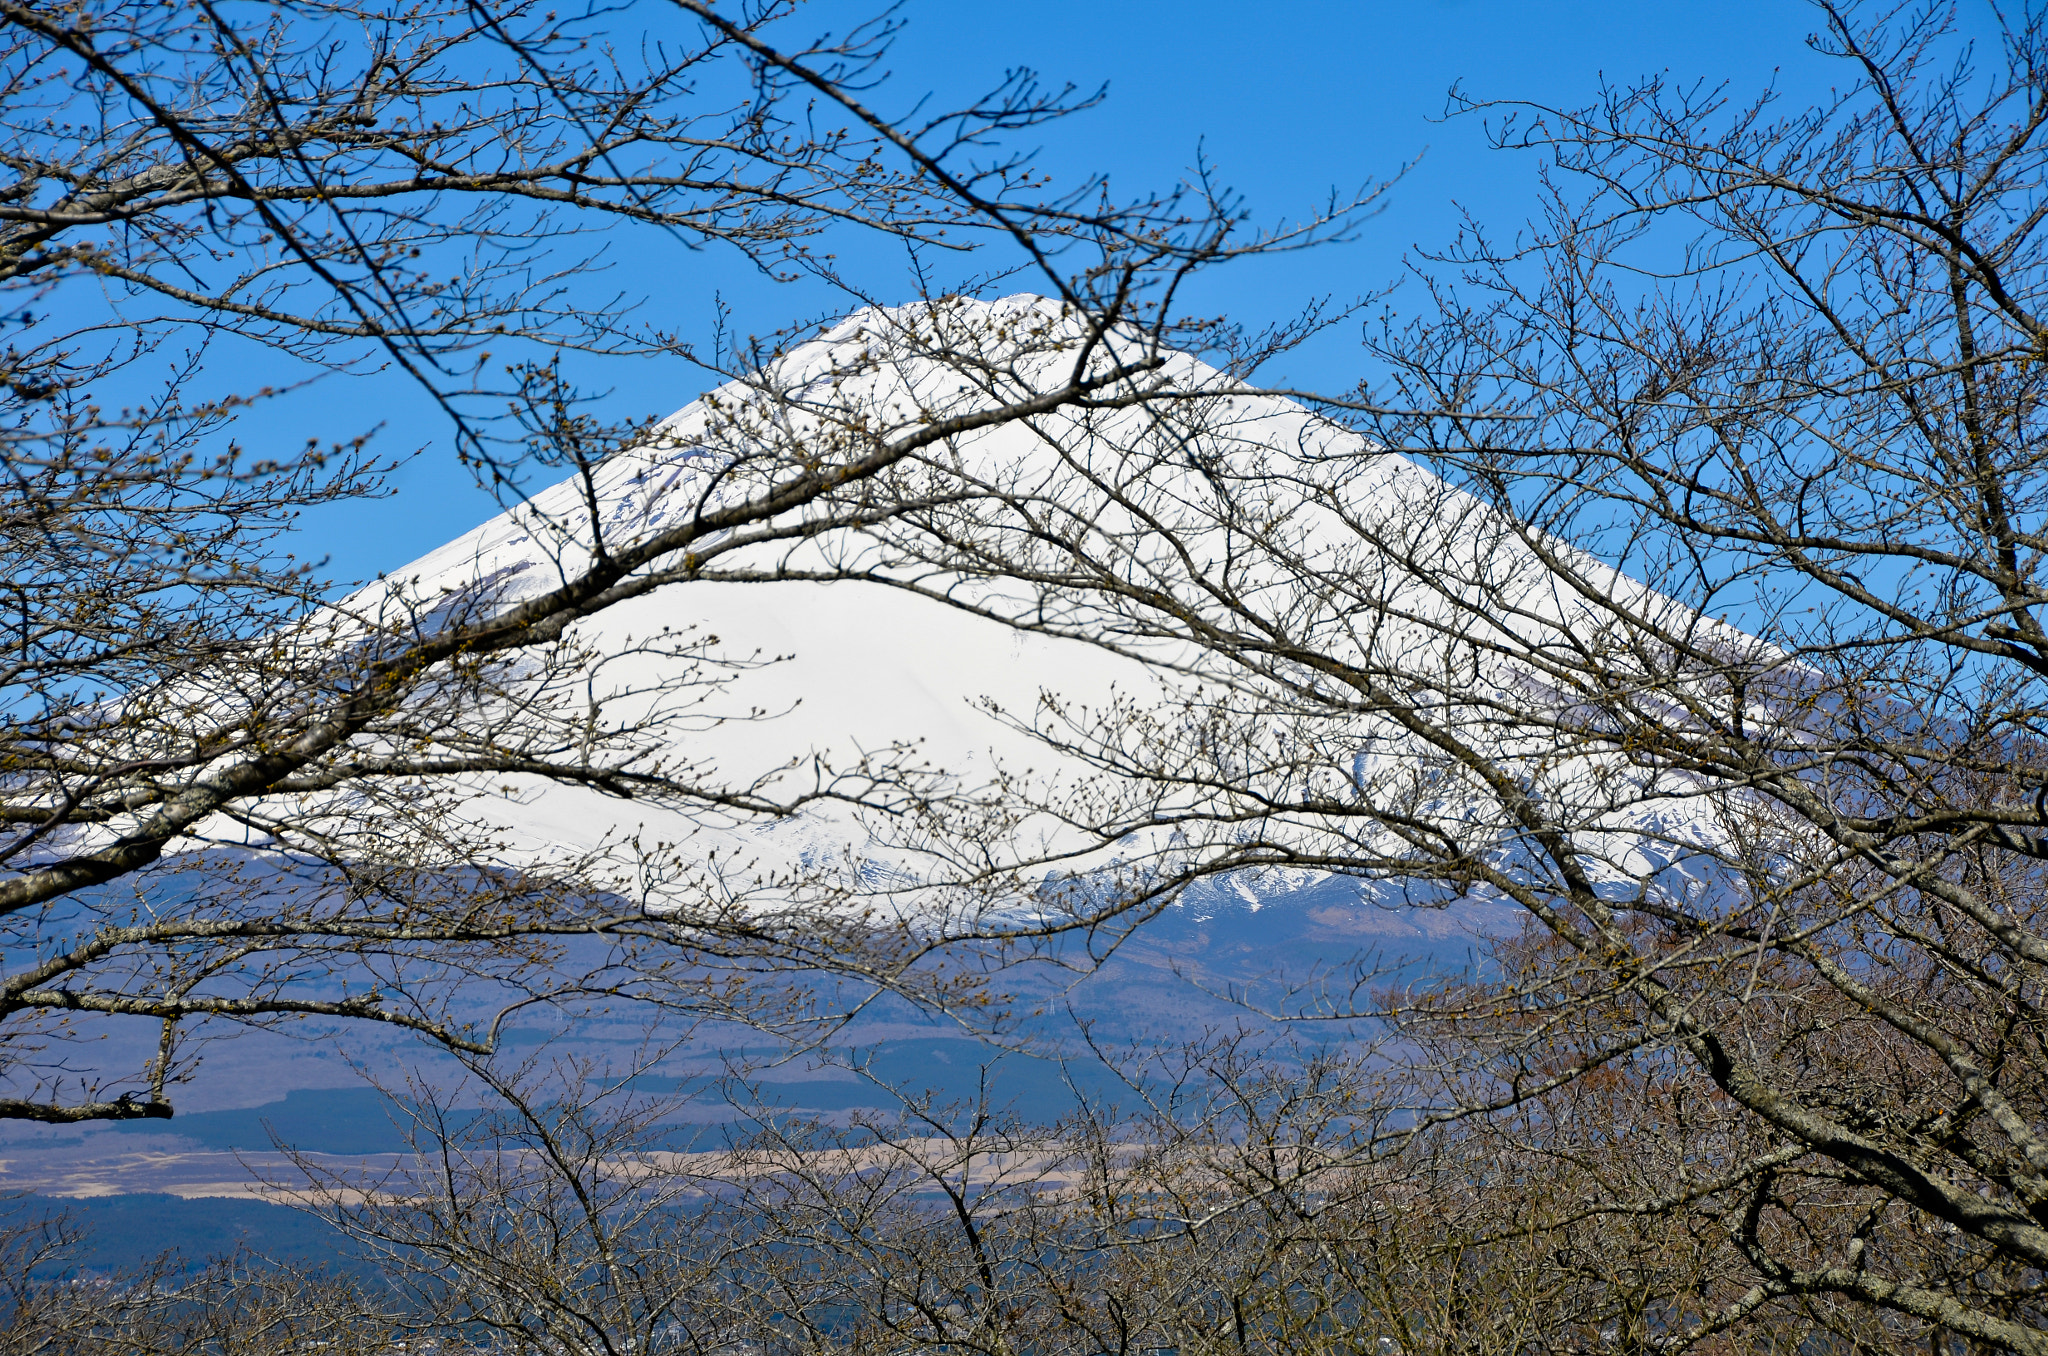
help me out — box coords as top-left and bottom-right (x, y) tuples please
(797, 1), (2048, 1347)
(0, 1021), (1893, 1356)
(270, 1036), (1464, 1356)
(0, 0), (1376, 1124)
(253, 1025), (1857, 1356)
(0, 1192), (394, 1356)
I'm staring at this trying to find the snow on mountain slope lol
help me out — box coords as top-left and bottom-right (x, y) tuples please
(283, 293), (1744, 929)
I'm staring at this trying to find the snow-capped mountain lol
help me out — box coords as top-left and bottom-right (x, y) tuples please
(330, 291), (1734, 941)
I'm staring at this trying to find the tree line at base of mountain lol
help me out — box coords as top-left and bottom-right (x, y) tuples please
(0, 995), (2003, 1356)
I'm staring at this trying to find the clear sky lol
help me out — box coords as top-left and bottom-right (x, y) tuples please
(287, 1), (1880, 583)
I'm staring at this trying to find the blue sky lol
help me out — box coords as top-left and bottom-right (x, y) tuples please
(293, 1), (1861, 582)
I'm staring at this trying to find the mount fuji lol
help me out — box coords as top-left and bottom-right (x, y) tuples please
(335, 292), (1707, 943)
